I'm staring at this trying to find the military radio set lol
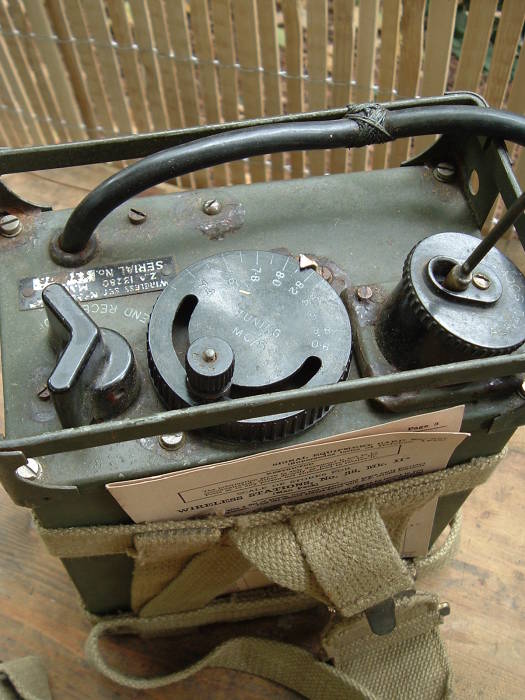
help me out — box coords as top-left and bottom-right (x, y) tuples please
(0, 94), (524, 680)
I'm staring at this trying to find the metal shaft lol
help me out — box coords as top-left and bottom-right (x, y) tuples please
(461, 190), (525, 274)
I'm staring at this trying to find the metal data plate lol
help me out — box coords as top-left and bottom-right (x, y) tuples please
(0, 165), (522, 529)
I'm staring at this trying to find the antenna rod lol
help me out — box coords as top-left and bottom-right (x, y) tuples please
(445, 190), (525, 291)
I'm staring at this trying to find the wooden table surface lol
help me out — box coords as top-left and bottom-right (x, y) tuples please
(1, 169), (524, 699)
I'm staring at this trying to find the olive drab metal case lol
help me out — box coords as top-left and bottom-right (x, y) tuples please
(1, 94), (525, 615)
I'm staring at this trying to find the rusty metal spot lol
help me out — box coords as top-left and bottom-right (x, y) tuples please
(198, 201), (246, 240)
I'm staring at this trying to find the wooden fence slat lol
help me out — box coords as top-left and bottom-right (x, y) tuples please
(389, 0), (426, 168)
(256, 0), (285, 180)
(0, 3), (55, 143)
(351, 0), (379, 172)
(413, 0), (457, 154)
(24, 0), (86, 141)
(507, 42), (525, 200)
(0, 57), (26, 146)
(485, 0), (525, 108)
(46, 0), (99, 139)
(306, 0), (327, 176)
(514, 149), (525, 193)
(128, 0), (186, 185)
(282, 0), (305, 179)
(164, 0), (208, 188)
(61, 0), (115, 136)
(330, 0), (355, 174)
(231, 0), (266, 183)
(104, 0), (151, 134)
(454, 0), (498, 92)
(507, 42), (525, 116)
(80, 0), (133, 137)
(148, 0), (183, 131)
(210, 0), (245, 184)
(0, 32), (41, 143)
(8, 0), (69, 141)
(0, 108), (11, 147)
(372, 0), (401, 171)
(127, 0), (168, 131)
(8, 0), (69, 142)
(148, 0), (192, 188)
(190, 0), (228, 186)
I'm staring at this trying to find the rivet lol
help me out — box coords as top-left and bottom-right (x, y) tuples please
(356, 285), (373, 301)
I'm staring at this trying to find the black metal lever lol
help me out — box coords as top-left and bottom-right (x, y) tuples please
(42, 284), (139, 427)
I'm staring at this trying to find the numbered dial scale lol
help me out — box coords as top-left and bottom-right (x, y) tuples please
(147, 250), (353, 441)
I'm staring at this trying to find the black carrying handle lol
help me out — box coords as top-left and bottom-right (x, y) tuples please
(58, 103), (525, 257)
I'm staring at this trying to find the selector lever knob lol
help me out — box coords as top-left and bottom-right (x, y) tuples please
(185, 336), (235, 398)
(42, 283), (139, 427)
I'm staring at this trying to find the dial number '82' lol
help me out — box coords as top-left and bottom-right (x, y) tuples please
(288, 280), (304, 295)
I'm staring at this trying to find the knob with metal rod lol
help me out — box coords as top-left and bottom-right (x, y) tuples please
(376, 194), (525, 370)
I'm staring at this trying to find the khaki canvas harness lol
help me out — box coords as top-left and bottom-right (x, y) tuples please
(0, 451), (502, 699)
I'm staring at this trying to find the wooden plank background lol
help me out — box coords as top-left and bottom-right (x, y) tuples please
(0, 1), (523, 188)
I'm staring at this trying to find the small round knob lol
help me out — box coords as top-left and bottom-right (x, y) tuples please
(185, 336), (234, 397)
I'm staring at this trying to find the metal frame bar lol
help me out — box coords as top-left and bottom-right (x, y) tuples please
(1, 353), (524, 458)
(0, 92), (487, 175)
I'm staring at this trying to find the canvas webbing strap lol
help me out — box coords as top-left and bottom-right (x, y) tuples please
(36, 450), (502, 560)
(83, 498), (453, 697)
(85, 592), (451, 698)
(0, 658), (52, 700)
(135, 497), (414, 618)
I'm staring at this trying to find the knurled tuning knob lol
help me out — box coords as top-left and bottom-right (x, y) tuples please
(376, 231), (525, 369)
(185, 336), (235, 397)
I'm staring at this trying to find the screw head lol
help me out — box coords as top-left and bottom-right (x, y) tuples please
(158, 433), (185, 450)
(433, 162), (456, 183)
(37, 386), (51, 401)
(0, 214), (21, 237)
(320, 266), (333, 283)
(128, 208), (147, 225)
(16, 458), (43, 480)
(472, 273), (491, 290)
(438, 601), (451, 617)
(203, 348), (217, 362)
(356, 285), (373, 301)
(202, 199), (222, 215)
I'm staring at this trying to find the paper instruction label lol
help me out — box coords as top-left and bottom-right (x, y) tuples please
(107, 406), (467, 524)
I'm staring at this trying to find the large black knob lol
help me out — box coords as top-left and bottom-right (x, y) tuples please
(42, 284), (139, 427)
(376, 232), (525, 369)
(147, 250), (352, 441)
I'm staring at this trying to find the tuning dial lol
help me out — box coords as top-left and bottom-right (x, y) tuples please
(185, 336), (235, 398)
(42, 284), (139, 427)
(147, 250), (352, 441)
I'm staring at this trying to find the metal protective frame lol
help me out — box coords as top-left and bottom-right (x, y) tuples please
(1, 91), (524, 465)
